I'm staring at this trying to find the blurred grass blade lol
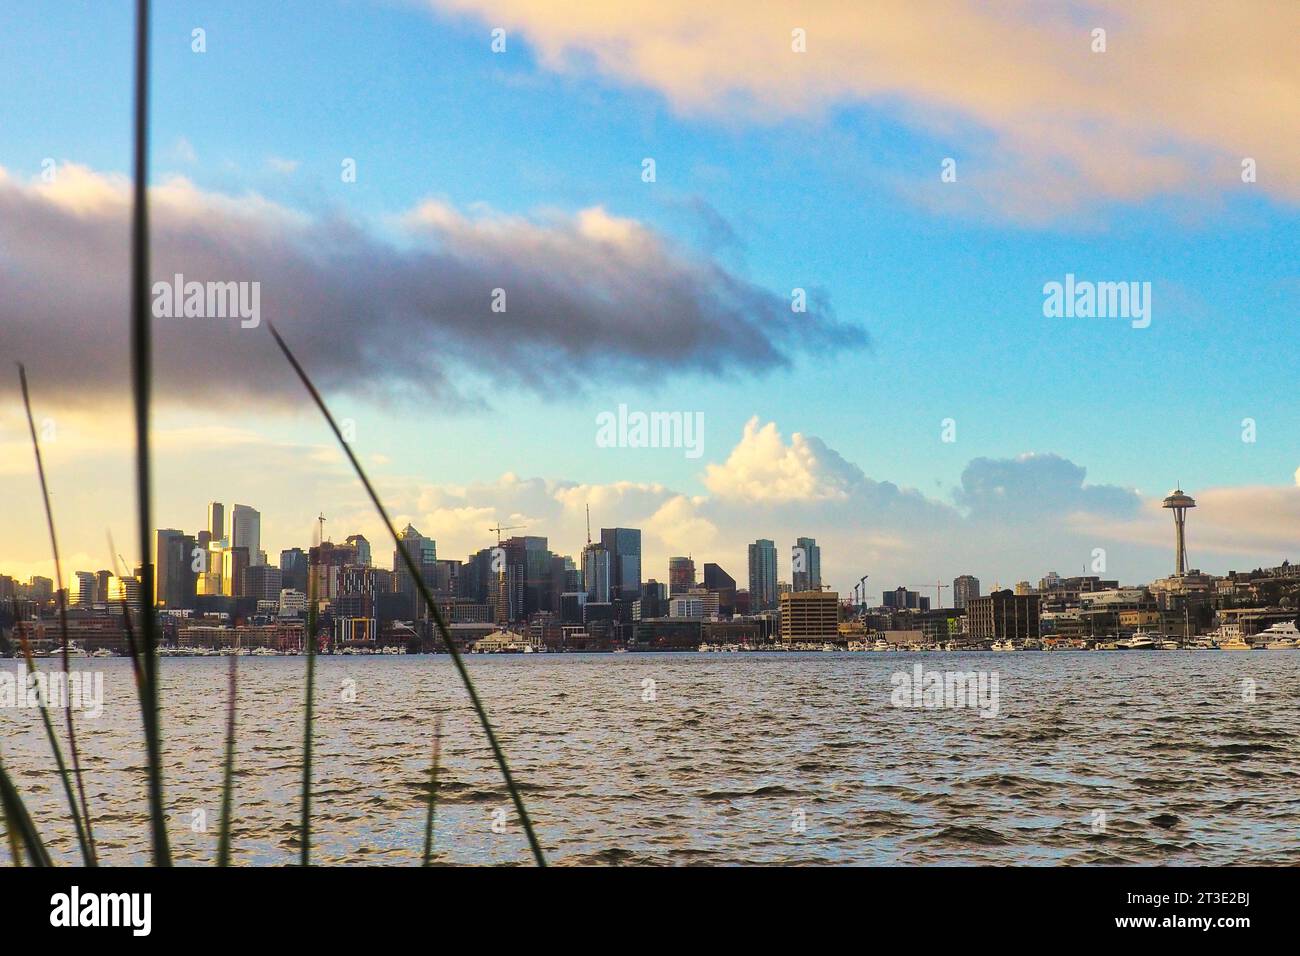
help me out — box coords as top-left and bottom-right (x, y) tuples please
(0, 757), (53, 867)
(422, 714), (443, 866)
(217, 654), (237, 867)
(300, 529), (319, 866)
(268, 322), (547, 866)
(17, 366), (97, 865)
(11, 599), (92, 865)
(129, 0), (171, 867)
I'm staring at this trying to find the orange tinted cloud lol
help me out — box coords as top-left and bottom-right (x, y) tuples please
(431, 0), (1299, 215)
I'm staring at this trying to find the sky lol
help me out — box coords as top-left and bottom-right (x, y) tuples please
(0, 0), (1297, 598)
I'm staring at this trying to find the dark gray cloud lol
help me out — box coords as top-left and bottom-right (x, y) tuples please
(0, 166), (865, 408)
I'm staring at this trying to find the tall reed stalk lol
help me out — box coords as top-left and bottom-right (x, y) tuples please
(300, 539), (319, 865)
(422, 714), (443, 866)
(217, 654), (237, 866)
(129, 0), (171, 866)
(267, 323), (546, 866)
(17, 366), (97, 865)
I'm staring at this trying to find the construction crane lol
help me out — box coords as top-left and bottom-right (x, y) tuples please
(488, 522), (523, 546)
(855, 574), (869, 609)
(909, 581), (951, 609)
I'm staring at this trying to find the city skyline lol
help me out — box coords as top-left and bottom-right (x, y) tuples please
(6, 477), (1289, 613)
(1, 1), (1297, 598)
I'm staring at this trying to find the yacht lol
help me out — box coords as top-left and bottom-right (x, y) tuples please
(1157, 639), (1181, 650)
(872, 639), (891, 651)
(90, 647), (116, 658)
(1116, 632), (1159, 650)
(990, 640), (1016, 651)
(1219, 635), (1251, 651)
(1258, 621), (1300, 649)
(51, 642), (89, 658)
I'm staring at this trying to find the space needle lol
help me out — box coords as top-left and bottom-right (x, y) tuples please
(1161, 487), (1196, 576)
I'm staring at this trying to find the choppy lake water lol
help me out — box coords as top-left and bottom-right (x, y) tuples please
(3, 652), (1299, 865)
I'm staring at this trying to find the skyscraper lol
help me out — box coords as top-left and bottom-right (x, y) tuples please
(599, 527), (642, 600)
(207, 502), (225, 542)
(668, 556), (695, 595)
(280, 548), (309, 592)
(221, 546), (250, 598)
(792, 537), (821, 592)
(953, 574), (981, 610)
(582, 542), (611, 603)
(71, 571), (97, 606)
(393, 525), (437, 615)
(231, 504), (261, 565)
(748, 539), (778, 611)
(154, 528), (196, 609)
(345, 534), (372, 567)
(702, 563), (736, 615)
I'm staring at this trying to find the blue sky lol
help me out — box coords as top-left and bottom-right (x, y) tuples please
(1, 1), (1297, 590)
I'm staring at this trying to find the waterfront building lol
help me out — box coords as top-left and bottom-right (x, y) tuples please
(779, 590), (840, 642)
(966, 590), (1041, 642)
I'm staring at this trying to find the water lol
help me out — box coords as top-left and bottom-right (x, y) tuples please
(3, 652), (1298, 865)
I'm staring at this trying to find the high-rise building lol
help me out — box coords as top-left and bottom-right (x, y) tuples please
(221, 547), (250, 598)
(245, 564), (284, 604)
(393, 525), (437, 615)
(71, 571), (97, 606)
(498, 536), (554, 621)
(154, 529), (196, 609)
(207, 502), (225, 542)
(702, 563), (736, 615)
(668, 556), (695, 595)
(953, 574), (981, 610)
(280, 548), (308, 592)
(792, 537), (821, 592)
(231, 505), (261, 565)
(344, 534), (372, 567)
(599, 528), (642, 600)
(780, 590), (840, 641)
(748, 539), (778, 611)
(883, 586), (929, 611)
(582, 543), (611, 603)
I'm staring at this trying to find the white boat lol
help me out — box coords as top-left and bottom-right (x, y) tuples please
(872, 639), (891, 651)
(1116, 632), (1159, 650)
(990, 640), (1016, 651)
(90, 647), (116, 658)
(1258, 621), (1299, 648)
(251, 647), (279, 656)
(52, 642), (89, 658)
